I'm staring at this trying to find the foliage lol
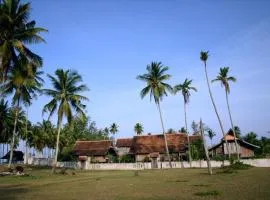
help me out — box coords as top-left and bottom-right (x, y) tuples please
(143, 156), (151, 162)
(191, 120), (199, 133)
(179, 127), (186, 133)
(174, 78), (197, 104)
(136, 61), (173, 103)
(58, 147), (76, 162)
(167, 128), (175, 134)
(0, 0), (47, 81)
(120, 154), (135, 163)
(134, 123), (143, 135)
(109, 123), (118, 136)
(190, 139), (204, 160)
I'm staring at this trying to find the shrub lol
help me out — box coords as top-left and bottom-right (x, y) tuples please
(15, 166), (24, 173)
(120, 154), (135, 163)
(143, 156), (150, 162)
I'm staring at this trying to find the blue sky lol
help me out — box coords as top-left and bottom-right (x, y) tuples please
(25, 0), (270, 143)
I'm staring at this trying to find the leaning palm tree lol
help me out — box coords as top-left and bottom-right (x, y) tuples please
(137, 61), (173, 167)
(0, 0), (47, 82)
(212, 67), (239, 160)
(174, 78), (197, 166)
(200, 51), (230, 158)
(0, 61), (43, 167)
(42, 69), (89, 173)
(134, 123), (143, 135)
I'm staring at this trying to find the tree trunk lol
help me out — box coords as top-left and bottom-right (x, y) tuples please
(225, 90), (240, 160)
(8, 106), (19, 168)
(184, 102), (192, 167)
(157, 101), (172, 168)
(25, 109), (28, 165)
(51, 118), (62, 174)
(200, 119), (212, 175)
(204, 62), (230, 159)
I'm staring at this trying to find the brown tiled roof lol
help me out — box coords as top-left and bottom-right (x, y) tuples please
(189, 135), (202, 143)
(130, 133), (190, 154)
(116, 138), (133, 148)
(74, 140), (113, 156)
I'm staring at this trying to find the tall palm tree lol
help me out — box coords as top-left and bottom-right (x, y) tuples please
(206, 128), (216, 147)
(0, 0), (47, 82)
(0, 60), (43, 167)
(174, 78), (197, 166)
(110, 123), (118, 145)
(134, 123), (143, 135)
(137, 61), (173, 167)
(200, 51), (230, 158)
(42, 69), (89, 173)
(212, 67), (239, 160)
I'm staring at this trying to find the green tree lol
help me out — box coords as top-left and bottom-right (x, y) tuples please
(234, 126), (241, 138)
(0, 61), (43, 167)
(42, 69), (89, 173)
(0, 99), (12, 143)
(137, 61), (173, 167)
(167, 128), (175, 134)
(200, 51), (230, 158)
(191, 120), (199, 134)
(179, 127), (187, 133)
(0, 0), (47, 82)
(174, 78), (197, 166)
(212, 67), (239, 160)
(206, 128), (216, 146)
(110, 123), (118, 144)
(134, 123), (143, 135)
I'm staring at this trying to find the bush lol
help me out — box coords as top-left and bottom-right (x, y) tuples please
(15, 166), (24, 173)
(120, 154), (135, 163)
(143, 156), (151, 162)
(229, 161), (252, 170)
(58, 147), (76, 162)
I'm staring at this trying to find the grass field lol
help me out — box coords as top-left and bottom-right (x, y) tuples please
(0, 167), (270, 200)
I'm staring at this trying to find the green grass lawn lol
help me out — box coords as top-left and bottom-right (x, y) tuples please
(0, 167), (270, 200)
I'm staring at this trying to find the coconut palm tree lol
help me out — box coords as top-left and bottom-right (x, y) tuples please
(174, 78), (197, 166)
(212, 67), (239, 160)
(110, 123), (118, 145)
(137, 61), (173, 167)
(0, 60), (43, 167)
(200, 51), (230, 158)
(134, 123), (143, 135)
(206, 128), (216, 147)
(0, 0), (47, 82)
(42, 69), (89, 173)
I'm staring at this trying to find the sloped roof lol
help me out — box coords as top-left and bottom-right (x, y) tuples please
(74, 140), (113, 156)
(209, 130), (260, 150)
(130, 133), (192, 154)
(116, 138), (133, 148)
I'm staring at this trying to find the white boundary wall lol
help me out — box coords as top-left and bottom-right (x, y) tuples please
(25, 158), (270, 169)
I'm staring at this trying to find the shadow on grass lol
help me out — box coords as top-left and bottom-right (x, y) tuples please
(0, 185), (29, 200)
(194, 190), (220, 197)
(192, 184), (211, 187)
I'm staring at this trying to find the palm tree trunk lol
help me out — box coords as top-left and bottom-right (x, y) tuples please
(8, 106), (19, 168)
(25, 108), (28, 165)
(200, 119), (212, 175)
(52, 118), (62, 174)
(184, 102), (192, 167)
(204, 62), (230, 159)
(157, 101), (172, 168)
(225, 90), (240, 160)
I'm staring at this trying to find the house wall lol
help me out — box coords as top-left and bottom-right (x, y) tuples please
(117, 147), (130, 157)
(223, 142), (241, 154)
(240, 146), (254, 158)
(91, 156), (107, 163)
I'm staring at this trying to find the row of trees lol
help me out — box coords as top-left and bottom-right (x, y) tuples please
(136, 52), (240, 166)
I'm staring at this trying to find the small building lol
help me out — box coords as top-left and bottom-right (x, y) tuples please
(74, 140), (117, 164)
(116, 138), (133, 157)
(209, 130), (260, 158)
(130, 133), (201, 162)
